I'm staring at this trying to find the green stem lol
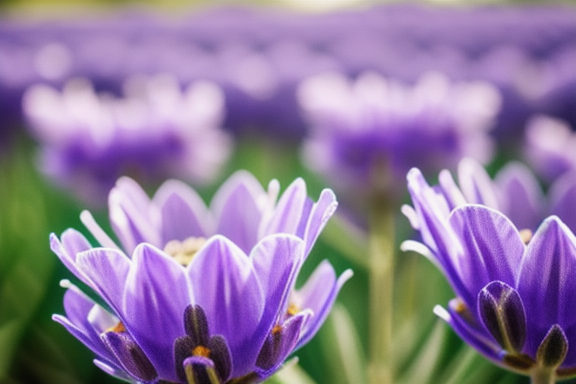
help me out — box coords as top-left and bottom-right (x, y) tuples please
(530, 368), (557, 384)
(368, 193), (395, 384)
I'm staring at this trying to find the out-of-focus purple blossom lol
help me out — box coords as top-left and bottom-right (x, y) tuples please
(2, 5), (575, 144)
(298, 71), (500, 202)
(402, 165), (576, 380)
(51, 171), (352, 383)
(524, 115), (576, 183)
(23, 74), (232, 206)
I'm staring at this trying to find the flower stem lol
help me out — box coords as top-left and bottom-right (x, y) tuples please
(368, 193), (395, 384)
(530, 368), (557, 384)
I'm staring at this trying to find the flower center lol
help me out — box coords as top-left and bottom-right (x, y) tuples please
(164, 237), (206, 266)
(519, 229), (533, 245)
(192, 345), (211, 358)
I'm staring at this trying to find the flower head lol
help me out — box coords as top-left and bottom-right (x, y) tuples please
(51, 171), (352, 383)
(23, 74), (232, 206)
(298, 71), (500, 202)
(420, 157), (576, 234)
(524, 115), (576, 183)
(402, 164), (576, 379)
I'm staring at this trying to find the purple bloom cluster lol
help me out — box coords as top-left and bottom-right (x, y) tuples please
(298, 71), (500, 199)
(402, 161), (576, 379)
(524, 115), (576, 183)
(1, 5), (575, 143)
(51, 171), (352, 383)
(23, 75), (232, 206)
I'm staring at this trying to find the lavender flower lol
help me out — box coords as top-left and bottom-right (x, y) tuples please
(402, 164), (576, 382)
(298, 71), (500, 202)
(51, 171), (352, 383)
(23, 74), (232, 206)
(524, 115), (576, 183)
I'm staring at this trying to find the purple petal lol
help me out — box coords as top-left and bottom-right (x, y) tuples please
(406, 168), (454, 256)
(187, 235), (264, 378)
(517, 216), (576, 361)
(93, 360), (133, 382)
(457, 158), (500, 209)
(264, 178), (310, 239)
(108, 178), (161, 252)
(211, 171), (266, 254)
(50, 230), (92, 283)
(434, 304), (502, 364)
(438, 169), (467, 211)
(256, 311), (311, 376)
(449, 205), (525, 309)
(251, 235), (306, 334)
(76, 248), (131, 316)
(300, 189), (338, 256)
(549, 171), (576, 234)
(121, 243), (191, 381)
(153, 179), (211, 244)
(406, 168), (470, 298)
(295, 261), (353, 348)
(101, 331), (158, 382)
(494, 162), (544, 231)
(53, 287), (118, 365)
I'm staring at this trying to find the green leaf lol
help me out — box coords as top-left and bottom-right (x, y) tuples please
(318, 303), (368, 384)
(266, 359), (317, 384)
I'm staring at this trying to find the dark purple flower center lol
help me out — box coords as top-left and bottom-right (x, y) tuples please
(174, 305), (232, 384)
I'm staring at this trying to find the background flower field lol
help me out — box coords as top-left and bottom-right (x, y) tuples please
(1, 1), (575, 383)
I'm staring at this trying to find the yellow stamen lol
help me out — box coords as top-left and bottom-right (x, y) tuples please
(287, 302), (299, 316)
(454, 299), (467, 314)
(164, 237), (206, 266)
(192, 345), (211, 358)
(519, 229), (533, 245)
(105, 321), (126, 334)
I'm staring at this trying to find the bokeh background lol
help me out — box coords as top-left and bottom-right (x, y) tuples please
(1, 0), (575, 383)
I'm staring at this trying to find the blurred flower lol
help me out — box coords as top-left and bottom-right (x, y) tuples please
(524, 115), (576, 183)
(50, 171), (352, 383)
(298, 71), (500, 203)
(402, 165), (576, 381)
(23, 74), (232, 206)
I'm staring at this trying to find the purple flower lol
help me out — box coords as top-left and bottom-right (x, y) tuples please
(402, 165), (576, 380)
(23, 74), (232, 206)
(298, 71), (500, 201)
(423, 157), (576, 234)
(51, 171), (352, 383)
(524, 115), (576, 183)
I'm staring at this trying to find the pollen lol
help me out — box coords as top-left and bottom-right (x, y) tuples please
(192, 345), (211, 358)
(453, 298), (467, 314)
(287, 302), (299, 316)
(272, 325), (283, 334)
(105, 321), (126, 334)
(164, 237), (207, 266)
(519, 229), (532, 245)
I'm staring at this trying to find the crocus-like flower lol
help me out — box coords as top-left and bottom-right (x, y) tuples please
(23, 74), (232, 206)
(524, 115), (576, 183)
(402, 164), (576, 381)
(298, 71), (500, 202)
(430, 157), (576, 234)
(51, 171), (352, 384)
